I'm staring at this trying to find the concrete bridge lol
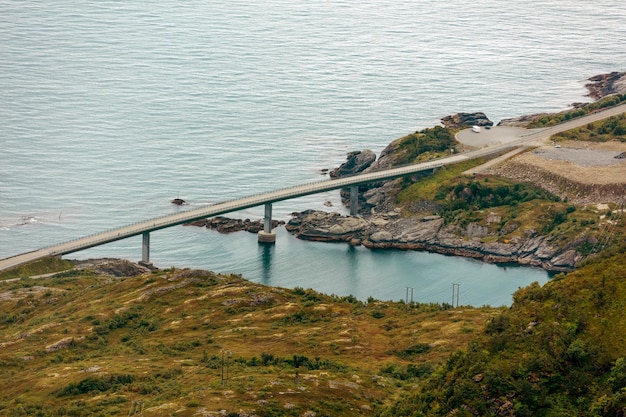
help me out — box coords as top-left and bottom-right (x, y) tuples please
(1, 102), (624, 272)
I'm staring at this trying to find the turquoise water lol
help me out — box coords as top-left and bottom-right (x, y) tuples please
(2, 0), (625, 305)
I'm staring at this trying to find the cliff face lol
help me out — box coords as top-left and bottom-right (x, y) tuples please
(286, 210), (583, 272)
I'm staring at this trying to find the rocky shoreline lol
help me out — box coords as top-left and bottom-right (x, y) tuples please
(285, 210), (580, 272)
(585, 71), (626, 100)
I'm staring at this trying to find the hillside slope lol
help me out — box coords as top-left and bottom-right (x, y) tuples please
(0, 259), (498, 416)
(379, 247), (626, 417)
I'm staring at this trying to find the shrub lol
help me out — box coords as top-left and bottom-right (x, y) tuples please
(56, 374), (135, 397)
(371, 310), (385, 319)
(392, 343), (431, 359)
(260, 352), (275, 366)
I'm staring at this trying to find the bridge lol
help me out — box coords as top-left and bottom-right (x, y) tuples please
(1, 102), (625, 272)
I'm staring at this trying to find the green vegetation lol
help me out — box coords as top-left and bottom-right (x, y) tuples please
(394, 126), (457, 165)
(437, 178), (559, 212)
(0, 256), (73, 281)
(397, 166), (624, 253)
(528, 94), (626, 128)
(379, 248), (626, 417)
(552, 113), (626, 142)
(396, 159), (486, 202)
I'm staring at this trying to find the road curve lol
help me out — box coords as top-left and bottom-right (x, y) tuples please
(1, 103), (625, 272)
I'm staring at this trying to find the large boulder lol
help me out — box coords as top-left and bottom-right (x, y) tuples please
(441, 112), (494, 130)
(329, 150), (376, 179)
(286, 210), (370, 242)
(73, 258), (152, 277)
(330, 149), (396, 215)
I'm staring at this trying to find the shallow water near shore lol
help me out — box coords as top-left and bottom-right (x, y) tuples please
(52, 225), (550, 307)
(2, 0), (625, 305)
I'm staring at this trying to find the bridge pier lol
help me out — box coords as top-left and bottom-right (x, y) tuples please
(141, 232), (150, 263)
(258, 202), (276, 244)
(350, 186), (358, 216)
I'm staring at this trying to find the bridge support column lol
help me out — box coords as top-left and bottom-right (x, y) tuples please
(258, 203), (276, 244)
(350, 186), (358, 216)
(141, 232), (150, 264)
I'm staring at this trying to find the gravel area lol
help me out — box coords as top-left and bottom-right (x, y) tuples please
(485, 141), (626, 204)
(532, 142), (625, 167)
(521, 141), (626, 185)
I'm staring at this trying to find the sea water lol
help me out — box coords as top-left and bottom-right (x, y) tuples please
(2, 0), (625, 305)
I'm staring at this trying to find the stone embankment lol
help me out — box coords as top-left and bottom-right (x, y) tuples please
(286, 210), (582, 272)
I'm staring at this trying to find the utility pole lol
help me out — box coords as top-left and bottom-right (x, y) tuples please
(405, 286), (414, 310)
(452, 283), (460, 307)
(221, 350), (231, 386)
(128, 400), (143, 416)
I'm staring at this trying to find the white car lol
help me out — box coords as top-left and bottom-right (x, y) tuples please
(472, 126), (481, 133)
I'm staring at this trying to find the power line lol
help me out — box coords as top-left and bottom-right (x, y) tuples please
(452, 283), (460, 307)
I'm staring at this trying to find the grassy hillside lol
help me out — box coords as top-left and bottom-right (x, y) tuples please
(0, 259), (499, 416)
(379, 247), (626, 417)
(552, 112), (626, 142)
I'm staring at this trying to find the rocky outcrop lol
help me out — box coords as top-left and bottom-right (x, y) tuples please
(329, 150), (376, 179)
(328, 149), (392, 215)
(497, 113), (551, 127)
(585, 71), (626, 100)
(286, 210), (370, 243)
(286, 210), (584, 271)
(171, 198), (186, 205)
(332, 111), (498, 215)
(331, 142), (437, 216)
(73, 258), (152, 277)
(45, 337), (75, 352)
(441, 112), (494, 129)
(186, 216), (285, 234)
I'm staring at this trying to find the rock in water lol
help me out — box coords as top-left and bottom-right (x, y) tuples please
(171, 198), (186, 205)
(329, 150), (376, 179)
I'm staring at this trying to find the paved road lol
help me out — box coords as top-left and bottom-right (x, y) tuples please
(2, 102), (625, 272)
(457, 102), (626, 147)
